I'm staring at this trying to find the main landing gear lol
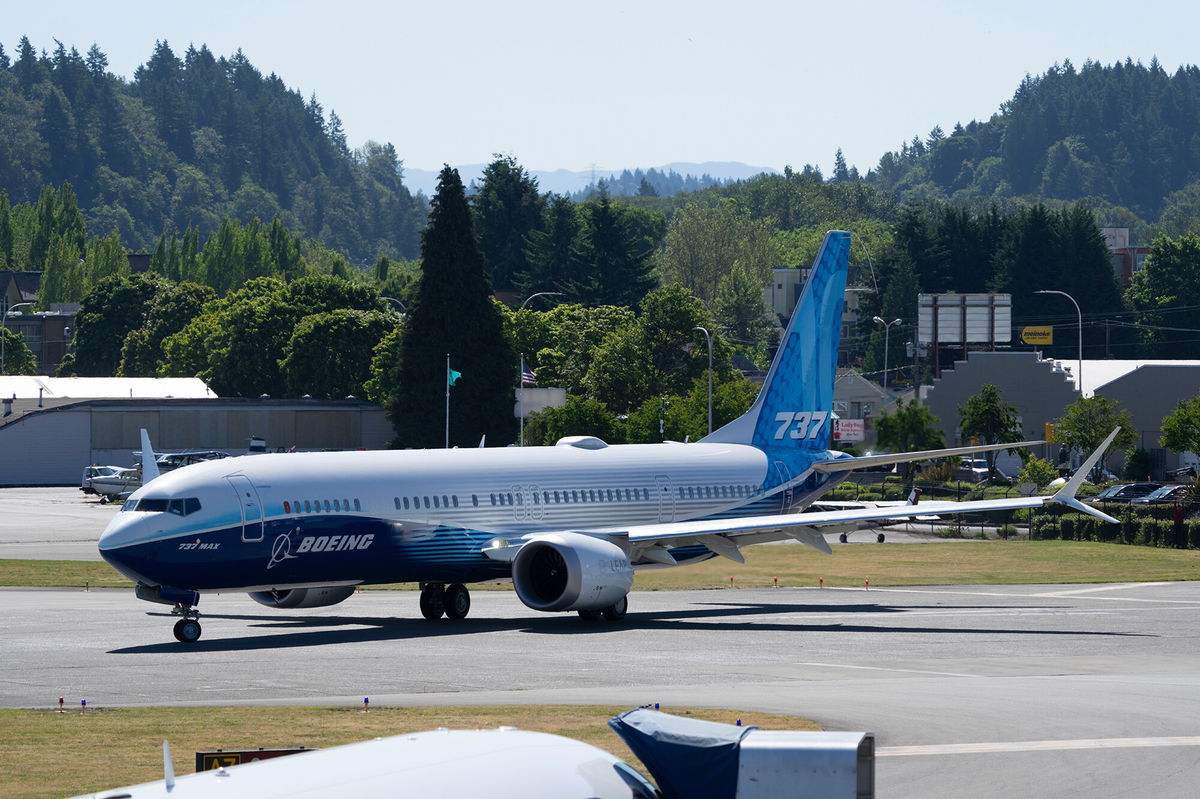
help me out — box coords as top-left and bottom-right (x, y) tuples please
(419, 583), (471, 620)
(171, 604), (202, 643)
(837, 532), (886, 544)
(577, 594), (628, 621)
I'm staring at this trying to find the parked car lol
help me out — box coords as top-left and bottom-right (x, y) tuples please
(1130, 485), (1193, 505)
(955, 457), (1010, 482)
(1086, 482), (1161, 503)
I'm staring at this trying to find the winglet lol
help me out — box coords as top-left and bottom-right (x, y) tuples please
(1049, 427), (1122, 524)
(164, 739), (176, 792)
(140, 428), (161, 484)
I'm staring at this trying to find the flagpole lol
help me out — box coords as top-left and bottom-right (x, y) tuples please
(519, 352), (525, 447)
(445, 352), (450, 449)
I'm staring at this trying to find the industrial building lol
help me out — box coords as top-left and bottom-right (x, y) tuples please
(0, 377), (391, 485)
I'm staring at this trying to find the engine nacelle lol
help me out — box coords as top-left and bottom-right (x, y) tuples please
(248, 585), (356, 609)
(512, 532), (633, 612)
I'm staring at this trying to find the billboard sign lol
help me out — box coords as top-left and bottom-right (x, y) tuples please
(833, 419), (865, 442)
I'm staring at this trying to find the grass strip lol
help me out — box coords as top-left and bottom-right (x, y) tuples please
(0, 704), (816, 799)
(3, 540), (1199, 592)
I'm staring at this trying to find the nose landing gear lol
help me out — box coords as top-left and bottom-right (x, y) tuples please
(171, 605), (202, 643)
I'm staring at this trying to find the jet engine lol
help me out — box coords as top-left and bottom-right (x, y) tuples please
(248, 585), (357, 609)
(512, 532), (633, 612)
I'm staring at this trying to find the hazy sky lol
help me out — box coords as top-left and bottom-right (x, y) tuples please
(7, 1), (1199, 175)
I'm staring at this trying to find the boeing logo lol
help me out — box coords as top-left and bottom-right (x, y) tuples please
(296, 534), (375, 553)
(267, 533), (375, 569)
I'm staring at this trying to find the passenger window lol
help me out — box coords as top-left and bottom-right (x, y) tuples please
(515, 493), (523, 506)
(472, 494), (479, 507)
(304, 500), (311, 513)
(354, 499), (361, 511)
(507, 492), (514, 505)
(343, 498), (350, 509)
(452, 496), (459, 508)
(489, 493), (496, 506)
(423, 496), (430, 509)
(554, 490), (561, 503)
(393, 498), (400, 510)
(324, 499), (331, 512)
(433, 495), (440, 508)
(443, 495), (450, 507)
(334, 499), (342, 511)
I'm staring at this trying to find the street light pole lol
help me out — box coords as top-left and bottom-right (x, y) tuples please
(872, 316), (902, 390)
(1, 302), (33, 376)
(518, 291), (564, 446)
(692, 326), (712, 436)
(1036, 290), (1082, 395)
(380, 296), (406, 314)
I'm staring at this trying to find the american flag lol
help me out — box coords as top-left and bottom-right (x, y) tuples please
(521, 366), (537, 386)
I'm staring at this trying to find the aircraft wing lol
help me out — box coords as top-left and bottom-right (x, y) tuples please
(484, 429), (1120, 565)
(616, 429), (1121, 559)
(812, 440), (1043, 473)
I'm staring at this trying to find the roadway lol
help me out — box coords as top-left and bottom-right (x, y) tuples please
(2, 583), (1199, 797)
(3, 487), (1199, 796)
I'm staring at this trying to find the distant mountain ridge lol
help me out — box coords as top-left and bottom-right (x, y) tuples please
(404, 161), (779, 197)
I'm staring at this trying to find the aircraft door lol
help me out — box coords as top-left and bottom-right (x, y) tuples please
(227, 475), (264, 542)
(772, 461), (794, 511)
(654, 475), (675, 523)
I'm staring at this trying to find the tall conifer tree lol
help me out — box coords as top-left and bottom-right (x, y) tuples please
(386, 167), (517, 448)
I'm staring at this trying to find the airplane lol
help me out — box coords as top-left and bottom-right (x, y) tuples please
(69, 728), (659, 799)
(98, 230), (1121, 643)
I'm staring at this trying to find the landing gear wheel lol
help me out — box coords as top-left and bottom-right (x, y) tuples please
(98, 496), (109, 505)
(601, 595), (628, 621)
(419, 584), (445, 620)
(877, 533), (886, 543)
(173, 618), (202, 643)
(577, 609), (602, 620)
(444, 583), (470, 620)
(838, 533), (848, 544)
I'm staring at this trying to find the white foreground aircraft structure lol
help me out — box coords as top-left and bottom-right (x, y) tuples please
(98, 231), (1121, 642)
(70, 730), (659, 799)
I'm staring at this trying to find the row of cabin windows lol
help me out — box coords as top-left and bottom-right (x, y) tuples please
(395, 495), (461, 511)
(284, 498), (361, 514)
(389, 484), (759, 513)
(679, 485), (754, 500)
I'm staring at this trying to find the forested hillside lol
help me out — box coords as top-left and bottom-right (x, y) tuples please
(869, 59), (1200, 225)
(0, 37), (426, 263)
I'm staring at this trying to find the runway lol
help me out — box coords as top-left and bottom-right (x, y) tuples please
(3, 582), (1199, 797)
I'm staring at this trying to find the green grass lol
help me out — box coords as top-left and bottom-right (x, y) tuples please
(0, 704), (817, 799)
(5, 540), (1199, 592)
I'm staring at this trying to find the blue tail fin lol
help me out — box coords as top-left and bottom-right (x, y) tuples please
(703, 230), (849, 476)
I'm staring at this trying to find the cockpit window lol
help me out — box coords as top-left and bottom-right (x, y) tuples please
(124, 497), (201, 515)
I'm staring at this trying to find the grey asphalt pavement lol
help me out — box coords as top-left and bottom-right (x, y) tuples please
(2, 582), (1199, 798)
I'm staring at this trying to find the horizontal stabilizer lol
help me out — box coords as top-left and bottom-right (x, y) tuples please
(813, 440), (1043, 473)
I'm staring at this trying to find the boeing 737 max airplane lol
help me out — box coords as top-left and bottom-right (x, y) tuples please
(98, 231), (1120, 642)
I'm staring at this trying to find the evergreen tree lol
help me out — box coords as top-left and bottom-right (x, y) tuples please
(0, 191), (11, 268)
(516, 194), (580, 296)
(571, 194), (654, 307)
(473, 154), (545, 292)
(385, 167), (517, 447)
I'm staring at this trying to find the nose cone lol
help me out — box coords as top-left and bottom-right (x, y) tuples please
(98, 511), (158, 584)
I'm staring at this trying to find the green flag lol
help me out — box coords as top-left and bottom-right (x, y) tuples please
(448, 368), (462, 386)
